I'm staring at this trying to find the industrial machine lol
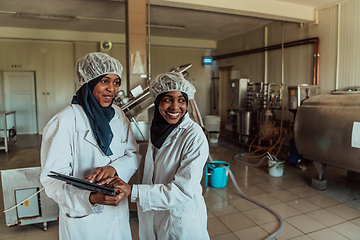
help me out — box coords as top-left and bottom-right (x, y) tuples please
(294, 89), (360, 190)
(288, 84), (321, 112)
(227, 80), (284, 147)
(1, 167), (58, 230)
(227, 79), (248, 133)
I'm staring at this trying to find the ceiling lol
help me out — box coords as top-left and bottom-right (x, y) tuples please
(0, 0), (341, 41)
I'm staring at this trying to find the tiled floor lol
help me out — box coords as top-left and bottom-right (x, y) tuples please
(1, 135), (360, 240)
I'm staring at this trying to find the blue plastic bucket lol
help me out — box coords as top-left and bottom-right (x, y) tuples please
(207, 161), (230, 188)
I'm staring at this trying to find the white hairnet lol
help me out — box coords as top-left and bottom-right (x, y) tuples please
(74, 52), (123, 86)
(149, 72), (196, 100)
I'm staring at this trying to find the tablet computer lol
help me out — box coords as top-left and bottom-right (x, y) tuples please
(48, 171), (119, 196)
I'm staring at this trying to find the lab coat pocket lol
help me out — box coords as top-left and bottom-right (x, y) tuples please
(169, 207), (205, 240)
(62, 212), (96, 238)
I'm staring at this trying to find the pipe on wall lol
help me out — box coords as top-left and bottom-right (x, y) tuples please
(264, 26), (268, 84)
(281, 22), (284, 85)
(213, 37), (320, 86)
(335, 3), (341, 90)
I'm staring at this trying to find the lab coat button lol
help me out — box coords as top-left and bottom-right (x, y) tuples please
(114, 217), (118, 221)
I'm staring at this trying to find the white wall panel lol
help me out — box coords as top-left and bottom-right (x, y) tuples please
(337, 0), (360, 90)
(216, 28), (265, 82)
(309, 5), (338, 93)
(0, 40), (75, 132)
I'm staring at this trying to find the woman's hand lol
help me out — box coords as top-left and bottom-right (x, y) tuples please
(89, 191), (126, 207)
(98, 176), (132, 197)
(85, 166), (116, 183)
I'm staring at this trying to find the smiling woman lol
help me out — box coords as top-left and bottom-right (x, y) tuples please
(40, 52), (141, 240)
(92, 74), (120, 107)
(158, 91), (187, 124)
(102, 72), (210, 240)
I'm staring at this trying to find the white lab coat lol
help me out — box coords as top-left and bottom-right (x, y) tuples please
(131, 113), (210, 240)
(40, 104), (141, 240)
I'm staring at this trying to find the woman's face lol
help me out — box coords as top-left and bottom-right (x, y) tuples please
(92, 74), (120, 107)
(158, 91), (187, 124)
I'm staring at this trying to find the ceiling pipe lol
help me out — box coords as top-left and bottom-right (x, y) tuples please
(213, 37), (320, 85)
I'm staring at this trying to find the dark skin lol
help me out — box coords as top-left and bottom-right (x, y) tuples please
(87, 166), (124, 206)
(89, 188), (126, 206)
(97, 177), (132, 197)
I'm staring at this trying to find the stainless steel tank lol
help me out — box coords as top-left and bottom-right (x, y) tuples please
(237, 110), (253, 136)
(294, 93), (360, 172)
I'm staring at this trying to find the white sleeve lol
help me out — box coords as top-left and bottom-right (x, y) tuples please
(136, 130), (209, 212)
(40, 113), (100, 216)
(108, 116), (142, 183)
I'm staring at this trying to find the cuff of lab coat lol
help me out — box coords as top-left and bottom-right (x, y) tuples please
(86, 192), (104, 214)
(90, 203), (104, 214)
(137, 184), (151, 212)
(131, 185), (138, 202)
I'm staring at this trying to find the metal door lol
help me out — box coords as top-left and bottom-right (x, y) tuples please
(4, 72), (37, 134)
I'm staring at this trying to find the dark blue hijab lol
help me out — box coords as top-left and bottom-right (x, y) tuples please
(71, 75), (116, 156)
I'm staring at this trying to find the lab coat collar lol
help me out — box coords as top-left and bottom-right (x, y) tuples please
(72, 104), (122, 155)
(160, 113), (193, 148)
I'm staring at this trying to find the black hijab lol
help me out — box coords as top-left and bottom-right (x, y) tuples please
(71, 74), (116, 156)
(150, 92), (188, 149)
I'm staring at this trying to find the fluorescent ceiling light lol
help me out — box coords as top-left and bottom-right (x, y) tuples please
(11, 12), (185, 30)
(16, 12), (76, 21)
(149, 23), (185, 30)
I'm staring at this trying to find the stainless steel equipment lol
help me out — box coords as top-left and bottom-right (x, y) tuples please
(227, 79), (248, 110)
(236, 110), (253, 136)
(236, 110), (255, 144)
(295, 92), (360, 189)
(288, 84), (320, 112)
(120, 86), (154, 120)
(1, 167), (59, 229)
(131, 121), (150, 141)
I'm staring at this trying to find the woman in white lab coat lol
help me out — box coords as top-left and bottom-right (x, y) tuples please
(40, 52), (141, 240)
(104, 72), (210, 239)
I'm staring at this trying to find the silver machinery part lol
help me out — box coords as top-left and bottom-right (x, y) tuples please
(236, 110), (254, 136)
(295, 93), (360, 176)
(227, 78), (248, 110)
(288, 84), (320, 112)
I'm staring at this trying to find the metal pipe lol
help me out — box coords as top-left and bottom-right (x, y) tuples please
(147, 0), (151, 81)
(316, 38), (320, 86)
(131, 117), (146, 140)
(264, 26), (268, 84)
(213, 38), (319, 60)
(313, 42), (317, 85)
(281, 22), (284, 85)
(335, 3), (341, 90)
(213, 37), (320, 86)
